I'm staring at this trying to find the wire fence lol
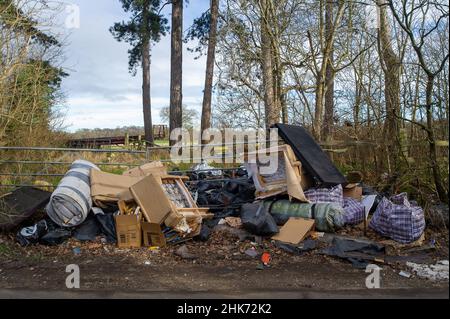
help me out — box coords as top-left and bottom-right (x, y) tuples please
(1, 137), (448, 193)
(0, 140), (276, 191)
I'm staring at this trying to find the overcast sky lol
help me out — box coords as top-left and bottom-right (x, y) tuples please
(60, 0), (209, 132)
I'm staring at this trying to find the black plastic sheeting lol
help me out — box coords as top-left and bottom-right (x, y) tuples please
(240, 203), (279, 236)
(189, 171), (256, 220)
(16, 208), (117, 247)
(320, 237), (385, 269)
(0, 187), (51, 232)
(73, 211), (116, 243)
(275, 239), (317, 255)
(273, 124), (347, 186)
(16, 217), (72, 246)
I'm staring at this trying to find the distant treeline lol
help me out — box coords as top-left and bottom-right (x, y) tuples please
(70, 126), (147, 139)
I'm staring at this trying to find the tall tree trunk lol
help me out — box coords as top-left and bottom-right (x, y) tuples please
(425, 75), (448, 203)
(142, 0), (153, 146)
(201, 0), (219, 143)
(377, 0), (401, 171)
(313, 0), (344, 141)
(321, 0), (335, 141)
(260, 0), (277, 129)
(170, 0), (183, 145)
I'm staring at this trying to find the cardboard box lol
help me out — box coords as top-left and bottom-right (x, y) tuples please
(129, 174), (173, 224)
(122, 161), (167, 178)
(141, 222), (166, 247)
(343, 185), (363, 200)
(272, 217), (315, 245)
(115, 214), (142, 248)
(90, 170), (143, 207)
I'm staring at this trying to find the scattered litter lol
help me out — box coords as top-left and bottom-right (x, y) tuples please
(73, 247), (81, 255)
(320, 237), (385, 269)
(406, 260), (449, 281)
(191, 160), (222, 177)
(256, 263), (265, 270)
(261, 252), (272, 266)
(224, 217), (242, 228)
(399, 271), (412, 278)
(275, 239), (317, 255)
(175, 245), (198, 260)
(244, 247), (259, 258)
(16, 220), (48, 247)
(310, 232), (324, 240)
(144, 261), (151, 266)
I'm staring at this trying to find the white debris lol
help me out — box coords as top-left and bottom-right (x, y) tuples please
(399, 271), (412, 278)
(406, 260), (449, 281)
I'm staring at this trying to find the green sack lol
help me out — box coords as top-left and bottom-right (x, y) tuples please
(264, 200), (346, 232)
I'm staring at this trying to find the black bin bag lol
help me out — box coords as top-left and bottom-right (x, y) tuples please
(240, 203), (279, 236)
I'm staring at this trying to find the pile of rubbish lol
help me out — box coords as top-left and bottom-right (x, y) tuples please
(0, 124), (434, 270)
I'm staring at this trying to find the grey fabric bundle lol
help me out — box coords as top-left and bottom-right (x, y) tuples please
(46, 160), (100, 227)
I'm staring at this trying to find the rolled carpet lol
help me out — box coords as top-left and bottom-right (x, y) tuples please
(46, 160), (100, 227)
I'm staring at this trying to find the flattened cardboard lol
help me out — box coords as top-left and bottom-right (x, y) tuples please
(272, 217), (315, 245)
(115, 214), (142, 248)
(90, 170), (142, 204)
(122, 161), (167, 178)
(129, 174), (173, 224)
(142, 222), (166, 247)
(343, 185), (363, 200)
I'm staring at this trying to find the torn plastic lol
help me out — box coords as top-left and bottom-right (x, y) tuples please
(320, 237), (385, 269)
(16, 220), (48, 247)
(39, 228), (72, 246)
(275, 239), (317, 255)
(94, 210), (117, 243)
(240, 202), (279, 236)
(73, 214), (100, 241)
(191, 160), (222, 179)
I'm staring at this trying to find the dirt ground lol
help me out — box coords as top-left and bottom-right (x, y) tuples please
(0, 224), (448, 297)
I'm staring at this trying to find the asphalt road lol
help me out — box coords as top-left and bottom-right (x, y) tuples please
(0, 288), (448, 299)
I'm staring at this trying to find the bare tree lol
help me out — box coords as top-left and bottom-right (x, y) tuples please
(388, 0), (449, 202)
(201, 0), (219, 143)
(170, 0), (183, 144)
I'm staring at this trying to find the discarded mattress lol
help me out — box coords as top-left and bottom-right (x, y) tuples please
(46, 160), (100, 227)
(273, 124), (347, 186)
(0, 187), (51, 231)
(369, 193), (425, 243)
(265, 200), (346, 232)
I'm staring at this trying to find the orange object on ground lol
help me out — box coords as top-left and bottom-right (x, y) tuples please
(261, 252), (272, 266)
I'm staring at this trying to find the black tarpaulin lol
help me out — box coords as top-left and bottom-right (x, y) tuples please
(0, 187), (51, 232)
